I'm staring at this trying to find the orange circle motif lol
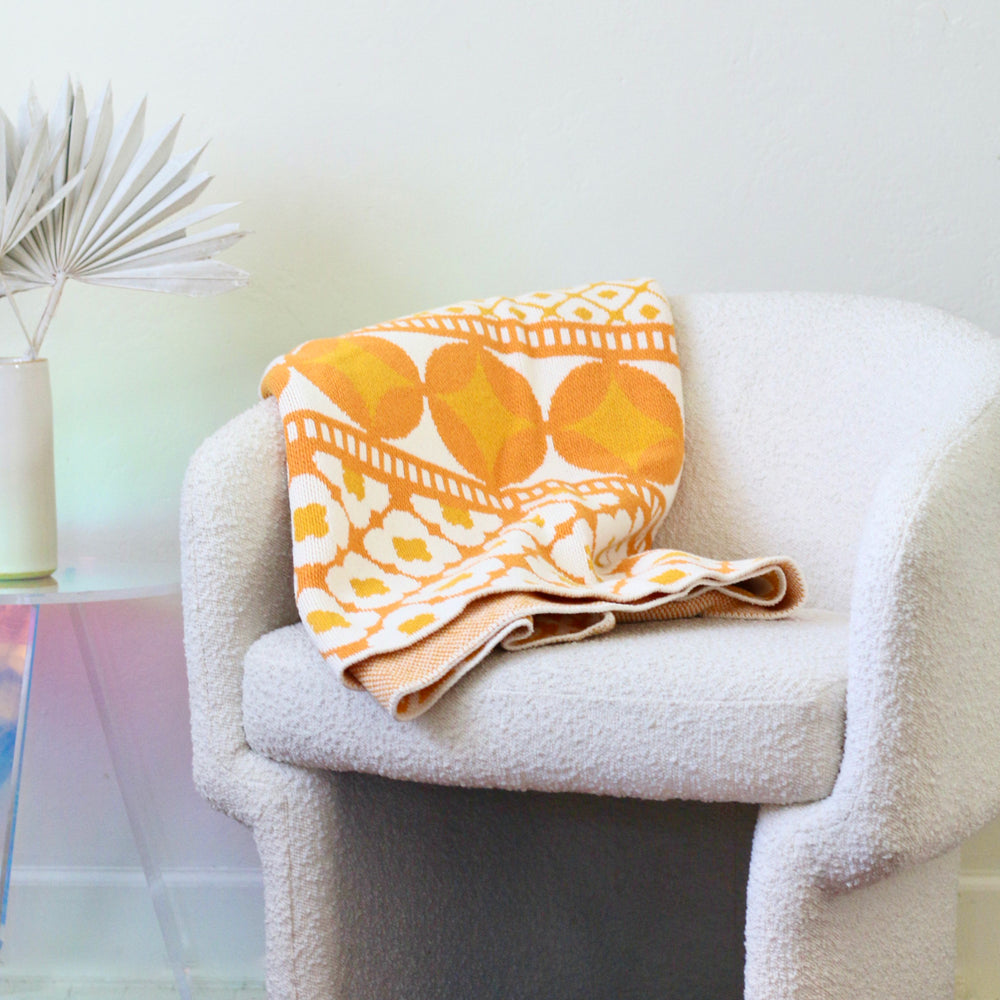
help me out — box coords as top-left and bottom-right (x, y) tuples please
(425, 343), (546, 487)
(548, 362), (683, 484)
(288, 335), (424, 439)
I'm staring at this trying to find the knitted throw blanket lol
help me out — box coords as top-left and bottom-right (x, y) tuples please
(261, 279), (804, 719)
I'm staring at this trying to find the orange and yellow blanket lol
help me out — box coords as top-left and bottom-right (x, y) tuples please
(261, 279), (804, 719)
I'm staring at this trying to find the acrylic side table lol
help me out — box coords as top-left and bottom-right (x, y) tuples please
(0, 556), (193, 1000)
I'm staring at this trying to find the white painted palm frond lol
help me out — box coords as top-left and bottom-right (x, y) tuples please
(0, 81), (248, 356)
(0, 93), (80, 258)
(0, 88), (82, 331)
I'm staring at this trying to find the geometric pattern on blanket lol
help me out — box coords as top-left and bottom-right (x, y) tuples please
(261, 279), (805, 719)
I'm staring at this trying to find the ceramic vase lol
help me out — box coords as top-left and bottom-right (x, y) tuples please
(0, 358), (57, 579)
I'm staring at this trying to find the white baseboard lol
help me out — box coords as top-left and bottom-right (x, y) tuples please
(1, 866), (265, 984)
(1, 864), (995, 995)
(956, 872), (1000, 1000)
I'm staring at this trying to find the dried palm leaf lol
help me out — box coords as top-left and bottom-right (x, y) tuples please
(0, 81), (248, 357)
(0, 88), (83, 344)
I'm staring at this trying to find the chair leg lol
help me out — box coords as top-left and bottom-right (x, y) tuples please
(745, 815), (959, 1000)
(252, 765), (340, 1000)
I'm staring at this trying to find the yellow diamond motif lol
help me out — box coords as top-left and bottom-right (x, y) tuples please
(568, 378), (674, 472)
(333, 342), (414, 419)
(440, 358), (531, 473)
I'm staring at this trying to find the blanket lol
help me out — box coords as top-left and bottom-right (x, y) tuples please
(261, 279), (804, 719)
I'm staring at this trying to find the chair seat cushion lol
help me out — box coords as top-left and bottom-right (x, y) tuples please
(242, 608), (848, 804)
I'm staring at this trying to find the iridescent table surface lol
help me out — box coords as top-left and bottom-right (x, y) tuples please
(0, 554), (179, 604)
(0, 544), (189, 996)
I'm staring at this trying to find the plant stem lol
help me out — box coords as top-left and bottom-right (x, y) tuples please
(0, 270), (35, 358)
(31, 270), (67, 356)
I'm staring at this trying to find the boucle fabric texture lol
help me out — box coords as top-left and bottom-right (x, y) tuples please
(242, 609), (848, 804)
(261, 279), (804, 718)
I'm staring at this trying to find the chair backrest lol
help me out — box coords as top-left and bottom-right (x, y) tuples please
(661, 293), (998, 612)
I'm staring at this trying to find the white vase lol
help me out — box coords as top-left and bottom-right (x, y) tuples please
(0, 358), (57, 579)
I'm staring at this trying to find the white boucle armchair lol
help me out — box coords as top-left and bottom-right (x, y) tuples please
(181, 293), (1000, 1000)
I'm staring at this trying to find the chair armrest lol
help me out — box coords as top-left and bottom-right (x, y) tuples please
(756, 351), (1000, 892)
(180, 397), (299, 823)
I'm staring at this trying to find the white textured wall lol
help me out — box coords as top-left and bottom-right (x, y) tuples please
(1, 0), (997, 989)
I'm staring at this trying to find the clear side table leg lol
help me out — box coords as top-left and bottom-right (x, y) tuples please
(68, 603), (194, 1000)
(0, 604), (38, 947)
